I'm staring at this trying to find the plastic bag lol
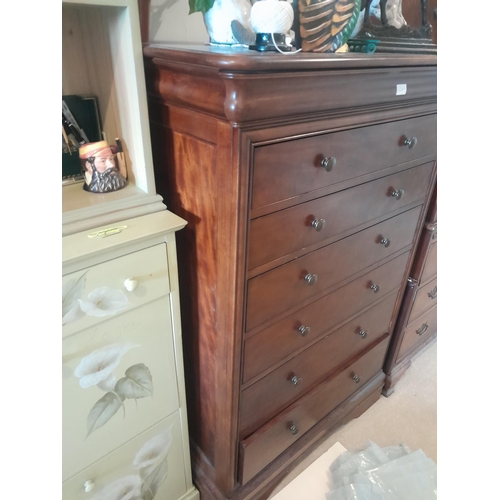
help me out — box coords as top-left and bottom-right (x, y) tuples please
(326, 441), (436, 500)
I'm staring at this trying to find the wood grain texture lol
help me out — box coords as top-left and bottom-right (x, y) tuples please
(251, 115), (437, 209)
(144, 46), (436, 126)
(246, 207), (422, 330)
(398, 305), (437, 361)
(248, 162), (433, 269)
(407, 276), (437, 325)
(144, 45), (437, 500)
(243, 251), (409, 383)
(240, 336), (390, 484)
(240, 294), (397, 437)
(383, 177), (437, 395)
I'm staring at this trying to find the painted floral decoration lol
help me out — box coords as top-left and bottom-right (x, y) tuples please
(74, 342), (153, 435)
(62, 273), (130, 326)
(91, 428), (173, 500)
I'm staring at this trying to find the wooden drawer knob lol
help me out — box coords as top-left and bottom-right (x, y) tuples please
(290, 374), (302, 386)
(370, 283), (380, 293)
(289, 423), (300, 435)
(351, 374), (361, 383)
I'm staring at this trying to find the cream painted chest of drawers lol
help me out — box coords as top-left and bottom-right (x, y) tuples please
(62, 211), (199, 500)
(143, 45), (437, 500)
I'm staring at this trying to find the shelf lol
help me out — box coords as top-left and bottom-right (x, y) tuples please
(62, 0), (164, 235)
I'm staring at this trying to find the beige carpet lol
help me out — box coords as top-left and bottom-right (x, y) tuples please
(270, 339), (437, 497)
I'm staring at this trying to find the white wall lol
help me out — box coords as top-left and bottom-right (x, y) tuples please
(149, 0), (209, 43)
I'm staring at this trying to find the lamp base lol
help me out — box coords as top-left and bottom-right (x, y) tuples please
(249, 33), (292, 52)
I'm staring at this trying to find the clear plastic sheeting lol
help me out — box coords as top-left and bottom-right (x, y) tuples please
(325, 441), (437, 500)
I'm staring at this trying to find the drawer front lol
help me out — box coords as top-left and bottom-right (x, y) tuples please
(243, 252), (409, 383)
(62, 297), (179, 481)
(240, 293), (397, 437)
(239, 336), (390, 484)
(63, 412), (188, 500)
(63, 244), (170, 338)
(248, 162), (433, 270)
(420, 240), (437, 284)
(252, 115), (437, 210)
(398, 306), (437, 362)
(246, 206), (421, 331)
(407, 277), (437, 325)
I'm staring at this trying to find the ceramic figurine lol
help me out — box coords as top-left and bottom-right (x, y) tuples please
(203, 0), (253, 44)
(79, 141), (128, 193)
(298, 0), (361, 52)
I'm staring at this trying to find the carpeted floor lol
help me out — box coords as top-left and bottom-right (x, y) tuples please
(270, 339), (437, 497)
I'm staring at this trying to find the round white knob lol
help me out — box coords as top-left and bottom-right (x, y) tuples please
(124, 278), (138, 291)
(83, 480), (95, 492)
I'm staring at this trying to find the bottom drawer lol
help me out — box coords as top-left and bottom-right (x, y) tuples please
(62, 411), (188, 500)
(398, 306), (437, 362)
(238, 336), (390, 485)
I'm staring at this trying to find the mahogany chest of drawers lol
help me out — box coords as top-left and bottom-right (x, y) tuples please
(383, 182), (437, 395)
(143, 44), (437, 500)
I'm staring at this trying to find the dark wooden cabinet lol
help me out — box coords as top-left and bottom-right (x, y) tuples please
(383, 182), (437, 396)
(142, 45), (437, 500)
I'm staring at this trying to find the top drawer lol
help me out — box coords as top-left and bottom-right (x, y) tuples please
(62, 244), (170, 338)
(252, 115), (437, 210)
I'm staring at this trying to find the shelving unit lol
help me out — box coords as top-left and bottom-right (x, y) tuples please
(61, 3), (199, 500)
(62, 0), (165, 235)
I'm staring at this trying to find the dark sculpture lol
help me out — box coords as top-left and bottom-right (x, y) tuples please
(362, 0), (431, 37)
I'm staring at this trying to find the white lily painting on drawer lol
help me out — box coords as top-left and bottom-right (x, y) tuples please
(74, 342), (154, 435)
(91, 427), (173, 500)
(62, 271), (129, 326)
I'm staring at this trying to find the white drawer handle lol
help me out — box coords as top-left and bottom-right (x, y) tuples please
(83, 479), (95, 492)
(124, 278), (139, 292)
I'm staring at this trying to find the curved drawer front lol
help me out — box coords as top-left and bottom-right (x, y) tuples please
(62, 244), (170, 338)
(408, 277), (437, 325)
(246, 206), (421, 331)
(239, 336), (390, 484)
(243, 251), (409, 383)
(62, 412), (188, 500)
(252, 114), (437, 210)
(248, 162), (433, 270)
(398, 305), (437, 362)
(62, 297), (179, 482)
(240, 293), (397, 437)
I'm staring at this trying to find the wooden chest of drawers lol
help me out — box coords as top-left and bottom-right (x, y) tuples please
(383, 182), (437, 395)
(143, 45), (437, 500)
